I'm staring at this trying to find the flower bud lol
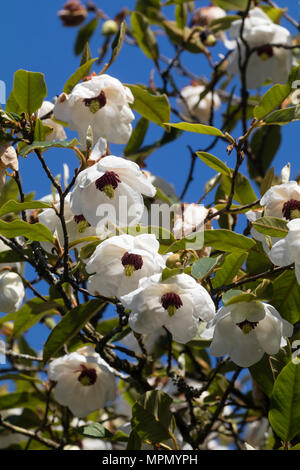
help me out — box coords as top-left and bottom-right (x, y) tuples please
(58, 1), (87, 27)
(101, 20), (118, 36)
(0, 321), (14, 336)
(166, 253), (182, 269)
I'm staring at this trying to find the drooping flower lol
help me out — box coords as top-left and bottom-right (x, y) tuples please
(260, 181), (300, 220)
(38, 194), (97, 253)
(0, 270), (25, 313)
(268, 218), (300, 284)
(0, 145), (18, 189)
(54, 74), (134, 147)
(228, 8), (292, 89)
(37, 101), (67, 141)
(209, 301), (293, 367)
(70, 155), (156, 229)
(178, 83), (221, 124)
(121, 273), (216, 344)
(48, 346), (115, 417)
(173, 203), (209, 239)
(86, 234), (165, 298)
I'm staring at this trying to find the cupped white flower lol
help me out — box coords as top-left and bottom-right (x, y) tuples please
(0, 145), (18, 188)
(228, 8), (292, 89)
(178, 84), (221, 124)
(70, 155), (156, 229)
(0, 270), (25, 313)
(121, 273), (216, 344)
(86, 234), (165, 298)
(210, 301), (293, 367)
(173, 203), (210, 239)
(48, 346), (116, 417)
(260, 181), (300, 220)
(38, 101), (67, 141)
(268, 218), (300, 283)
(38, 194), (97, 253)
(54, 74), (134, 147)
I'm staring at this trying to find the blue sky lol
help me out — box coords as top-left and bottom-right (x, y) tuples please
(1, 0), (300, 352)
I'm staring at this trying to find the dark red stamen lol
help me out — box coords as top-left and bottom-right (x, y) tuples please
(257, 44), (274, 58)
(236, 320), (259, 331)
(282, 199), (300, 220)
(84, 90), (107, 108)
(121, 252), (143, 270)
(77, 365), (97, 385)
(95, 171), (121, 192)
(74, 214), (90, 225)
(161, 292), (183, 310)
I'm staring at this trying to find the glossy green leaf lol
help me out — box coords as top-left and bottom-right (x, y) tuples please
(168, 122), (224, 137)
(126, 84), (170, 128)
(131, 12), (159, 60)
(213, 252), (247, 288)
(264, 106), (300, 125)
(63, 59), (97, 94)
(19, 138), (79, 157)
(249, 126), (281, 179)
(197, 151), (231, 176)
(269, 361), (300, 442)
(254, 84), (291, 121)
(124, 117), (149, 155)
(0, 219), (55, 243)
(0, 392), (43, 411)
(0, 200), (51, 218)
(34, 118), (53, 142)
(74, 18), (99, 56)
(13, 298), (63, 337)
(192, 256), (223, 281)
(252, 216), (288, 238)
(204, 229), (256, 252)
(272, 270), (300, 324)
(212, 0), (249, 10)
(13, 70), (47, 115)
(43, 300), (105, 363)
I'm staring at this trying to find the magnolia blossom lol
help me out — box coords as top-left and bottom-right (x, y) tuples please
(38, 194), (97, 253)
(54, 74), (134, 147)
(121, 328), (167, 356)
(86, 234), (165, 298)
(38, 101), (66, 141)
(0, 270), (25, 313)
(210, 301), (293, 367)
(228, 8), (292, 89)
(143, 170), (177, 202)
(70, 155), (156, 229)
(260, 181), (300, 220)
(0, 145), (18, 188)
(178, 84), (221, 124)
(268, 218), (300, 284)
(48, 346), (115, 417)
(121, 273), (216, 344)
(173, 203), (210, 239)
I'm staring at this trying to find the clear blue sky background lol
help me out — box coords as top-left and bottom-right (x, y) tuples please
(0, 0), (299, 353)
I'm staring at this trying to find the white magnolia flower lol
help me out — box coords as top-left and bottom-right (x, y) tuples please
(86, 234), (165, 298)
(38, 101), (67, 141)
(0, 145), (18, 188)
(121, 273), (216, 344)
(143, 170), (177, 202)
(268, 218), (300, 283)
(48, 346), (115, 417)
(121, 328), (167, 356)
(0, 270), (24, 313)
(228, 8), (292, 89)
(70, 155), (156, 229)
(54, 74), (134, 147)
(178, 84), (221, 124)
(210, 301), (293, 367)
(192, 5), (226, 27)
(173, 203), (210, 239)
(38, 194), (96, 253)
(260, 181), (300, 220)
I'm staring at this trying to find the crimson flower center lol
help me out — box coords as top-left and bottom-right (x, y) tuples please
(161, 292), (183, 313)
(282, 199), (300, 220)
(236, 320), (259, 335)
(74, 214), (89, 225)
(77, 365), (97, 386)
(83, 90), (107, 109)
(257, 44), (274, 59)
(95, 171), (121, 192)
(121, 252), (143, 271)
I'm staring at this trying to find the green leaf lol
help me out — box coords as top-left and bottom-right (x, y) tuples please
(269, 361), (300, 442)
(264, 106), (300, 125)
(213, 252), (247, 288)
(212, 0), (249, 10)
(74, 18), (99, 56)
(127, 431), (142, 450)
(80, 240), (101, 259)
(162, 21), (206, 54)
(13, 70), (47, 115)
(101, 21), (126, 74)
(19, 138), (79, 157)
(43, 300), (105, 363)
(80, 423), (113, 439)
(124, 117), (149, 155)
(254, 84), (291, 121)
(197, 151), (231, 176)
(13, 298), (63, 337)
(34, 118), (52, 142)
(167, 122), (224, 137)
(5, 91), (22, 114)
(161, 267), (182, 281)
(260, 167), (275, 196)
(221, 173), (258, 205)
(63, 59), (97, 94)
(0, 179), (19, 207)
(0, 392), (43, 411)
(126, 84), (170, 128)
(249, 349), (290, 398)
(252, 216), (288, 238)
(131, 12), (159, 60)
(80, 42), (92, 65)
(204, 229), (255, 253)
(0, 219), (55, 243)
(0, 200), (51, 218)
(0, 249), (31, 264)
(175, 3), (187, 29)
(131, 390), (176, 443)
(192, 255), (223, 281)
(272, 271), (300, 324)
(210, 15), (240, 33)
(0, 374), (43, 384)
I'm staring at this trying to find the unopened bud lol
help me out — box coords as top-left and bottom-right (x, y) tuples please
(166, 254), (182, 269)
(0, 321), (14, 336)
(101, 20), (118, 36)
(58, 0), (88, 27)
